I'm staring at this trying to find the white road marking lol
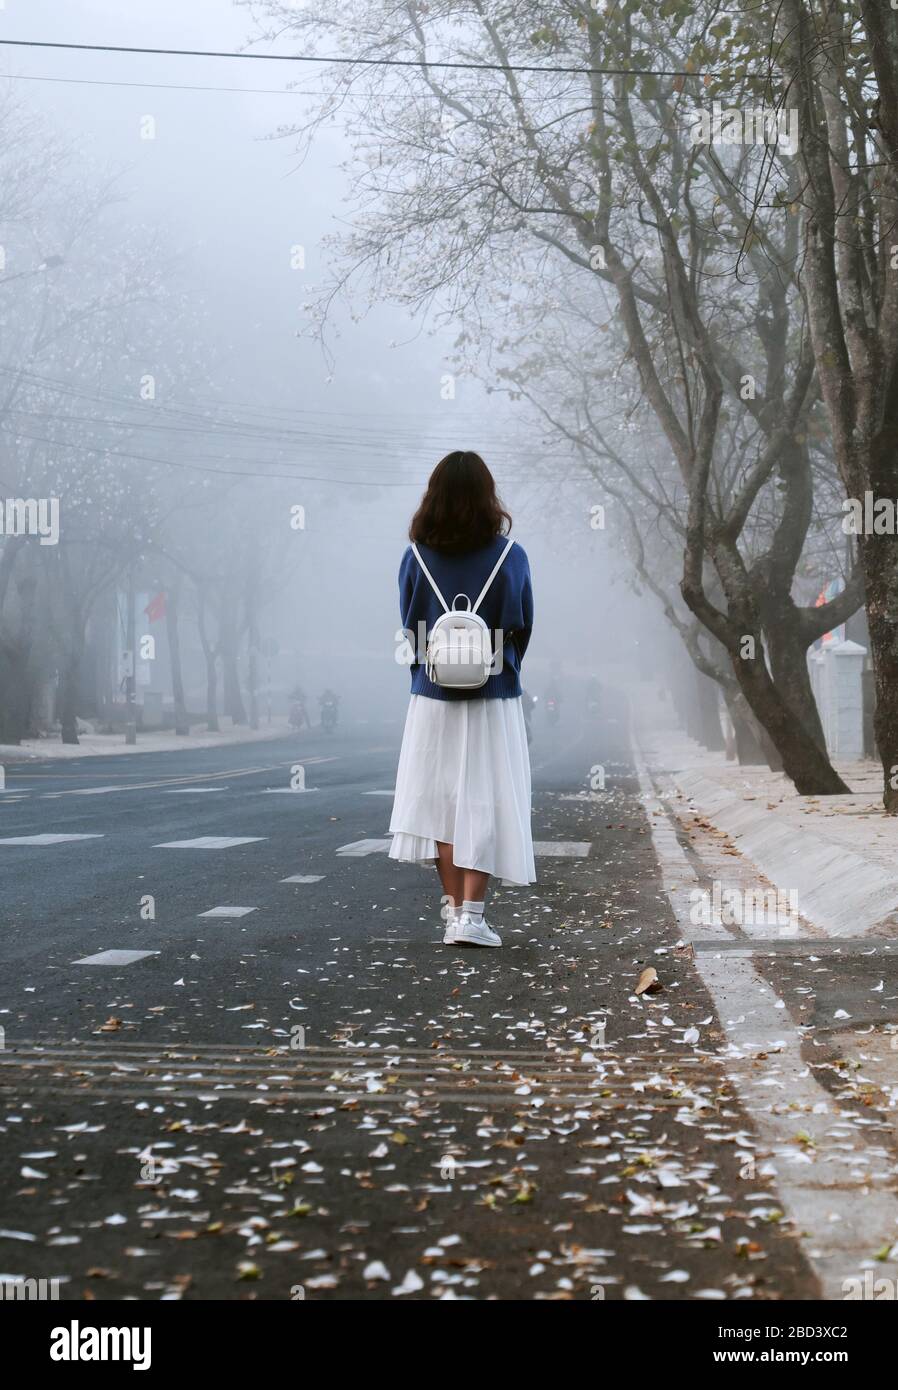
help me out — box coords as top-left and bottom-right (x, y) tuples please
(336, 838), (392, 856)
(262, 788), (318, 794)
(532, 841), (591, 857)
(163, 787), (229, 793)
(364, 790), (395, 796)
(63, 786), (126, 795)
(74, 949), (159, 966)
(0, 833), (104, 845)
(635, 748), (898, 1299)
(153, 836), (267, 849)
(281, 875), (325, 884)
(44, 764), (277, 797)
(197, 906), (257, 918)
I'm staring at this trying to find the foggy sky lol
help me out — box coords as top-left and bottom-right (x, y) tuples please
(1, 0), (657, 720)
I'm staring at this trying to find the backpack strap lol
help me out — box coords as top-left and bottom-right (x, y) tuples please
(472, 538), (514, 614)
(411, 543), (450, 614)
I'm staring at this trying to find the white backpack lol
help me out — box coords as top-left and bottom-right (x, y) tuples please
(411, 538), (514, 689)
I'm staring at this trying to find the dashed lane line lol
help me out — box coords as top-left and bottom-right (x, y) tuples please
(261, 788), (319, 794)
(72, 950), (159, 966)
(153, 836), (267, 850)
(532, 840), (591, 857)
(336, 838), (392, 856)
(162, 787), (230, 793)
(197, 906), (257, 918)
(0, 833), (104, 846)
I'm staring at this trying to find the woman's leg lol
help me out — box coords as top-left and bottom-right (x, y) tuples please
(436, 841), (464, 916)
(462, 869), (490, 918)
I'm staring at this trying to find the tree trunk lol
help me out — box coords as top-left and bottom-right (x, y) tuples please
(0, 643), (27, 743)
(0, 561), (41, 743)
(165, 584), (190, 736)
(196, 590), (220, 732)
(669, 671), (690, 734)
(682, 547), (849, 790)
(222, 643), (245, 724)
(59, 653), (81, 745)
(220, 604), (246, 725)
(721, 687), (769, 766)
(729, 649), (848, 792)
(765, 615), (827, 754)
(861, 528), (898, 812)
(205, 654), (220, 732)
(244, 566), (260, 732)
(694, 668), (725, 751)
(248, 643), (259, 731)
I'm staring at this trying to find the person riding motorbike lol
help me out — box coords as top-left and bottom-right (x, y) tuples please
(288, 684), (310, 730)
(319, 689), (340, 731)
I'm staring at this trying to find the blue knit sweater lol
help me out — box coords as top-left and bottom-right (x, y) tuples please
(398, 535), (533, 700)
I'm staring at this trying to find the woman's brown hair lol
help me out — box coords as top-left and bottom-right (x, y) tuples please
(409, 450), (511, 553)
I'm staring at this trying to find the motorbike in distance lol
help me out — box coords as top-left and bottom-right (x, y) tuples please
(522, 690), (538, 746)
(320, 690), (339, 733)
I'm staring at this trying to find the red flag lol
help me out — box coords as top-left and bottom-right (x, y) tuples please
(144, 591), (167, 623)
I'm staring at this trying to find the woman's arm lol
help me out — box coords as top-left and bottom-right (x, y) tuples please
(502, 546), (533, 663)
(398, 545), (416, 627)
(515, 561), (534, 661)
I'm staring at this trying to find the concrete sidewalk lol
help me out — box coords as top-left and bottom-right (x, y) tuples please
(638, 723), (898, 939)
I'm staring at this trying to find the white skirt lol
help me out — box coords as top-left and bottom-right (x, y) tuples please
(388, 694), (536, 886)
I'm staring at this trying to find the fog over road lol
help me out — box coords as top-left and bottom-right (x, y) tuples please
(0, 697), (826, 1301)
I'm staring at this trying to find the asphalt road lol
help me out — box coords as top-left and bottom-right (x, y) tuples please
(0, 695), (818, 1301)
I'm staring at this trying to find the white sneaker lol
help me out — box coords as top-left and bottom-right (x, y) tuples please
(454, 913), (502, 948)
(442, 914), (459, 945)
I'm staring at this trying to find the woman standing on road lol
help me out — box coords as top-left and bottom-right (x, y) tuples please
(388, 450), (535, 947)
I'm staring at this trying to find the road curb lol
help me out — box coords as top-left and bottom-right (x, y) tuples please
(649, 763), (898, 940)
(634, 747), (898, 1298)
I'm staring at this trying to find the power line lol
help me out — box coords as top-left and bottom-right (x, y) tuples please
(0, 425), (421, 486)
(0, 71), (607, 112)
(2, 424), (590, 488)
(0, 360), (646, 434)
(0, 36), (764, 81)
(0, 390), (556, 469)
(1, 71), (339, 98)
(0, 366), (574, 478)
(0, 366), (581, 482)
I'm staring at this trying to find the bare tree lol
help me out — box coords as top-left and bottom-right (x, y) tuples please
(775, 0), (898, 807)
(244, 0), (864, 790)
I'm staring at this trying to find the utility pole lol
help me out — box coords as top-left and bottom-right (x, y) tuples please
(125, 563), (137, 745)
